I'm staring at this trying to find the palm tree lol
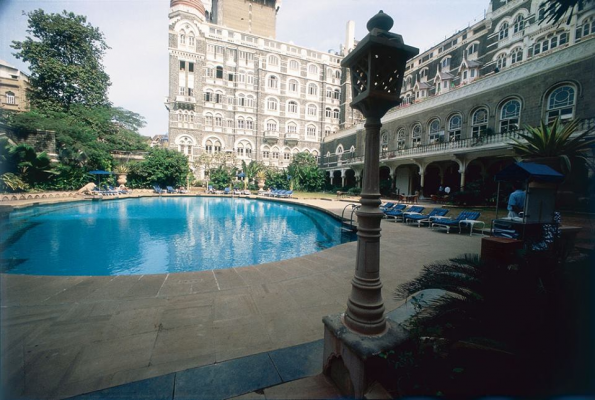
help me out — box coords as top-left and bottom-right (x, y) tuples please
(510, 118), (595, 173)
(540, 0), (594, 25)
(241, 159), (264, 186)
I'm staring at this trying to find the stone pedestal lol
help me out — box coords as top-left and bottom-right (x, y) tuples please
(322, 314), (409, 398)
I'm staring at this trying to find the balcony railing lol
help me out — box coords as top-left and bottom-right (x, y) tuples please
(319, 119), (595, 169)
(264, 130), (280, 139)
(285, 132), (299, 141)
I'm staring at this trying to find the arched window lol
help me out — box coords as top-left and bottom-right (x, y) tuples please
(237, 117), (245, 129)
(216, 66), (223, 79)
(288, 79), (299, 94)
(272, 147), (280, 160)
(325, 107), (332, 118)
(336, 145), (344, 155)
(268, 75), (278, 89)
(205, 138), (222, 153)
(266, 120), (278, 132)
(268, 55), (279, 66)
(412, 124), (422, 147)
(307, 83), (318, 96)
(240, 141), (252, 157)
(333, 89), (340, 100)
(283, 148), (291, 161)
(397, 129), (406, 149)
(237, 93), (246, 106)
(215, 90), (224, 103)
(5, 91), (15, 105)
(333, 109), (340, 119)
(495, 53), (507, 70)
(237, 70), (246, 83)
(262, 146), (270, 159)
(267, 97), (279, 111)
(381, 132), (389, 154)
(177, 135), (194, 156)
(546, 85), (576, 123)
(335, 70), (341, 79)
(287, 101), (298, 114)
(204, 89), (213, 102)
(326, 88), (332, 98)
(246, 95), (255, 108)
(471, 108), (488, 138)
(179, 30), (186, 45)
(499, 99), (521, 133)
(308, 64), (318, 75)
(513, 14), (525, 33)
(448, 114), (462, 142)
(428, 119), (442, 143)
(325, 126), (331, 137)
(307, 125), (316, 137)
(214, 113), (223, 127)
(499, 22), (509, 40)
(289, 60), (300, 71)
(188, 32), (195, 46)
(246, 118), (254, 130)
(307, 104), (317, 117)
(205, 113), (213, 126)
(286, 122), (297, 133)
(576, 17), (595, 40)
(511, 47), (523, 64)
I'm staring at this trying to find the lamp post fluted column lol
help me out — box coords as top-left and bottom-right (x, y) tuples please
(344, 116), (387, 334)
(322, 11), (418, 397)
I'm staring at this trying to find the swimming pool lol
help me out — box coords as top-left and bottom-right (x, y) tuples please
(0, 197), (355, 276)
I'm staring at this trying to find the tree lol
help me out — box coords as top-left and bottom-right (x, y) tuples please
(0, 140), (55, 191)
(287, 152), (325, 192)
(11, 10), (111, 112)
(128, 148), (190, 188)
(241, 160), (264, 186)
(540, 0), (594, 25)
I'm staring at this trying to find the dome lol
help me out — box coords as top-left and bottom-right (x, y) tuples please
(170, 0), (206, 16)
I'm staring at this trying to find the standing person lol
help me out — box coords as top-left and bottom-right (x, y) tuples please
(507, 182), (526, 219)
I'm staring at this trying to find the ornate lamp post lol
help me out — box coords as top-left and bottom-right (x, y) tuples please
(322, 11), (418, 397)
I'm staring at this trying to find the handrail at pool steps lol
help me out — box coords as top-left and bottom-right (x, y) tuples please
(341, 203), (360, 233)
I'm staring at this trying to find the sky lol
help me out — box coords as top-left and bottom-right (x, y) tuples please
(0, 0), (488, 137)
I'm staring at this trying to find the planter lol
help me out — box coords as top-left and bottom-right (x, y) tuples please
(257, 179), (265, 190)
(117, 174), (127, 186)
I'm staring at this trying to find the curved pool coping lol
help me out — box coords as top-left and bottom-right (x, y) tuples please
(0, 194), (483, 399)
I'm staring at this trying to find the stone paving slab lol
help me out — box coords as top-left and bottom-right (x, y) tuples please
(1, 197), (482, 399)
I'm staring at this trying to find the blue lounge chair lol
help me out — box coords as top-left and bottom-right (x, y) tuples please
(153, 185), (163, 194)
(380, 202), (396, 211)
(404, 208), (449, 227)
(431, 211), (481, 234)
(166, 186), (178, 194)
(223, 187), (231, 195)
(383, 204), (406, 219)
(385, 205), (423, 222)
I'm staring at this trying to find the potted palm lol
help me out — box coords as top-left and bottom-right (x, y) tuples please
(510, 118), (595, 174)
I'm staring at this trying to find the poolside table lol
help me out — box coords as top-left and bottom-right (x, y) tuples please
(459, 220), (486, 236)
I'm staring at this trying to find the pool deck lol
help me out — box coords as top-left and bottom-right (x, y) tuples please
(0, 196), (482, 399)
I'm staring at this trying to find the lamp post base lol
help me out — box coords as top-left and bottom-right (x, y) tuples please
(322, 314), (410, 398)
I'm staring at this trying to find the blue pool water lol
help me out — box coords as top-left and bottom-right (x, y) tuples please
(0, 197), (354, 276)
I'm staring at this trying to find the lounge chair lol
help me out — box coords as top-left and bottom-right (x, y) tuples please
(431, 211), (481, 234)
(380, 202), (396, 211)
(166, 186), (178, 194)
(232, 188), (241, 195)
(383, 204), (406, 219)
(223, 187), (231, 195)
(178, 187), (189, 194)
(385, 205), (423, 222)
(207, 185), (215, 194)
(242, 189), (251, 195)
(404, 208), (449, 227)
(153, 185), (164, 194)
